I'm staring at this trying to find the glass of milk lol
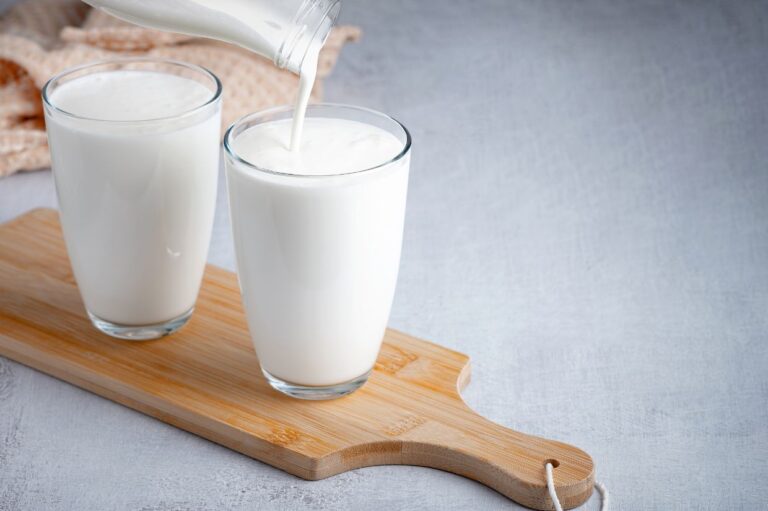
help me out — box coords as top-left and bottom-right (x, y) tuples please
(224, 104), (411, 399)
(42, 58), (222, 340)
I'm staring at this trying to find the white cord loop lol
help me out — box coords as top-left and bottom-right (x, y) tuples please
(545, 462), (608, 511)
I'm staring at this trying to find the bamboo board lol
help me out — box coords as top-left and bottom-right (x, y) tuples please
(0, 209), (594, 510)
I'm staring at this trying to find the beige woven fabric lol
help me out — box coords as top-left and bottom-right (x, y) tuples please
(0, 0), (361, 177)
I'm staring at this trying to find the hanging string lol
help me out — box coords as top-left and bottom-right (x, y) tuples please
(545, 462), (609, 511)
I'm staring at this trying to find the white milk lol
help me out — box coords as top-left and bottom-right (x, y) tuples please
(226, 117), (409, 386)
(46, 70), (221, 326)
(290, 47), (318, 152)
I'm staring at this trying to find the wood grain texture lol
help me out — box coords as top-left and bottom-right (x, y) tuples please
(0, 209), (594, 510)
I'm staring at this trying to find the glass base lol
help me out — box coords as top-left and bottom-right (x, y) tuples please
(87, 307), (193, 341)
(262, 368), (371, 400)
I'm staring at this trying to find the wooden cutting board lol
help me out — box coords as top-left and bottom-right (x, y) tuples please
(0, 209), (594, 510)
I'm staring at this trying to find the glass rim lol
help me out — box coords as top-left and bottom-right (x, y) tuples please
(41, 57), (223, 125)
(223, 103), (412, 178)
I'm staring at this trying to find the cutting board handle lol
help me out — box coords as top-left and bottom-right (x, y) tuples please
(424, 403), (595, 510)
(330, 398), (595, 510)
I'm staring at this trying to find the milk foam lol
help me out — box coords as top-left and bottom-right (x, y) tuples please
(233, 117), (404, 175)
(50, 70), (212, 121)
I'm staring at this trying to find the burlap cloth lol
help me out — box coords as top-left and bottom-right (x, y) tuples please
(0, 0), (361, 177)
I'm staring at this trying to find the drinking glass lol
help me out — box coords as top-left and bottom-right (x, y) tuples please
(224, 104), (411, 399)
(43, 58), (222, 340)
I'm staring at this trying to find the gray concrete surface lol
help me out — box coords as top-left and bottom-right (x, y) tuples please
(2, 1), (768, 509)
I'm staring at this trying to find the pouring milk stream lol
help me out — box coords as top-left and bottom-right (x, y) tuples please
(82, 0), (340, 149)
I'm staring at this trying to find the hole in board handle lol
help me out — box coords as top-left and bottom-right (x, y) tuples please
(544, 459), (560, 468)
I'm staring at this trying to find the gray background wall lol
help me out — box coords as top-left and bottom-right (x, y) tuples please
(1, 1), (767, 509)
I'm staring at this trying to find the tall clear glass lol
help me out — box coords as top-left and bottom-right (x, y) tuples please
(224, 104), (411, 399)
(43, 58), (222, 340)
